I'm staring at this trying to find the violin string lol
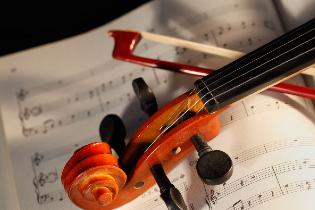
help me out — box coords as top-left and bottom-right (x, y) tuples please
(200, 25), (314, 94)
(146, 22), (314, 145)
(151, 44), (315, 144)
(151, 34), (314, 144)
(165, 24), (312, 115)
(204, 32), (315, 94)
(200, 25), (315, 95)
(151, 88), (212, 144)
(213, 47), (315, 99)
(190, 24), (314, 109)
(199, 42), (315, 106)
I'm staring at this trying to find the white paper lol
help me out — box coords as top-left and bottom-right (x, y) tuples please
(274, 0), (315, 30)
(0, 0), (314, 210)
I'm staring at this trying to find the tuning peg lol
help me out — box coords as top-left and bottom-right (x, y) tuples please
(99, 114), (126, 157)
(151, 164), (187, 210)
(132, 77), (158, 116)
(191, 135), (233, 185)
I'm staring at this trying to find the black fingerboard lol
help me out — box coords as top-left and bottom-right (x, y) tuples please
(194, 18), (315, 113)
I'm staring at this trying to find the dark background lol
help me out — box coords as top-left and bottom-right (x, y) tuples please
(0, 1), (151, 56)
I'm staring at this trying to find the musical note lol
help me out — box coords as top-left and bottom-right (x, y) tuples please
(36, 190), (65, 204)
(270, 191), (274, 197)
(175, 47), (187, 56)
(33, 169), (58, 187)
(218, 26), (224, 35)
(22, 126), (38, 137)
(232, 200), (244, 210)
(209, 189), (218, 205)
(19, 107), (30, 120)
(257, 194), (263, 204)
(226, 179), (315, 210)
(16, 88), (29, 101)
(19, 106), (43, 120)
(43, 119), (55, 134)
(31, 152), (44, 167)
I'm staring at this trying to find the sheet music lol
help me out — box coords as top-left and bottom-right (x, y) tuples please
(0, 0), (314, 210)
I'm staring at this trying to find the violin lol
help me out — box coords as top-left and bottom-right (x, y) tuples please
(61, 18), (315, 210)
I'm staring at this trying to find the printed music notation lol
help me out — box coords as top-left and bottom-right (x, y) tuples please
(17, 60), (118, 100)
(17, 82), (295, 138)
(127, 174), (189, 210)
(35, 189), (65, 205)
(219, 99), (294, 126)
(207, 159), (315, 205)
(232, 138), (315, 165)
(226, 178), (315, 210)
(185, 138), (315, 210)
(136, 19), (279, 68)
(189, 139), (315, 167)
(32, 159), (65, 204)
(17, 67), (158, 137)
(31, 139), (93, 205)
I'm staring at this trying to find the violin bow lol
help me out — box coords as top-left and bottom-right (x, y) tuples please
(108, 29), (315, 100)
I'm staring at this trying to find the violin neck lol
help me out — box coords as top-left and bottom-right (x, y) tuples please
(194, 18), (315, 113)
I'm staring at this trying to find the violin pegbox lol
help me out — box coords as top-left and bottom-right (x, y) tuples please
(132, 77), (233, 184)
(61, 77), (232, 210)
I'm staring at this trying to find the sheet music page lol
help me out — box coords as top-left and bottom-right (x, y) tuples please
(0, 0), (314, 210)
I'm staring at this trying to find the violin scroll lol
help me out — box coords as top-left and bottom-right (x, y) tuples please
(61, 142), (127, 209)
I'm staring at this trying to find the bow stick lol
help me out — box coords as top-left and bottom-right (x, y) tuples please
(109, 29), (315, 100)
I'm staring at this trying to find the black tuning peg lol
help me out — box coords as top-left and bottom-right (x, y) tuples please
(132, 77), (158, 116)
(191, 135), (233, 185)
(151, 164), (188, 210)
(99, 114), (126, 157)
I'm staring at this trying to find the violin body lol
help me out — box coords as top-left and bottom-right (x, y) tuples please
(62, 90), (223, 209)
